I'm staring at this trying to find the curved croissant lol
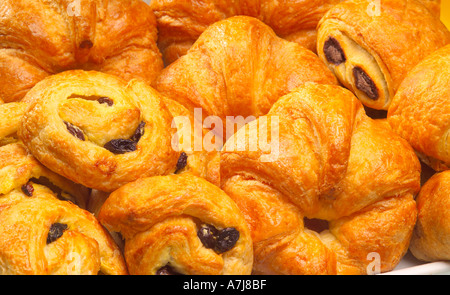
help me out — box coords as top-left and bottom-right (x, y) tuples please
(409, 170), (450, 262)
(220, 83), (420, 274)
(155, 16), (338, 139)
(388, 44), (450, 171)
(316, 0), (450, 110)
(0, 195), (127, 275)
(151, 0), (344, 64)
(0, 0), (163, 103)
(98, 174), (253, 275)
(18, 70), (180, 192)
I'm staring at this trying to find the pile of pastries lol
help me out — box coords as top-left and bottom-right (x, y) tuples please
(0, 0), (449, 275)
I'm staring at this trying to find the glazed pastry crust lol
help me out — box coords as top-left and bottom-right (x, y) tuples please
(18, 70), (179, 192)
(0, 0), (163, 102)
(220, 83), (420, 274)
(388, 44), (450, 171)
(317, 0), (450, 110)
(98, 174), (253, 275)
(155, 16), (337, 139)
(409, 170), (450, 261)
(151, 0), (344, 64)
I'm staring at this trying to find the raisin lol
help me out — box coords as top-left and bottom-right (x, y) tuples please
(323, 37), (346, 65)
(155, 265), (182, 275)
(353, 66), (379, 100)
(104, 139), (137, 154)
(47, 223), (68, 244)
(97, 97), (114, 106)
(64, 121), (85, 141)
(130, 121), (146, 142)
(197, 224), (219, 249)
(21, 182), (34, 197)
(174, 152), (188, 174)
(214, 228), (240, 254)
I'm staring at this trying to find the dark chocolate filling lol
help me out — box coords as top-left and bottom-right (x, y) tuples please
(353, 66), (379, 100)
(323, 37), (346, 65)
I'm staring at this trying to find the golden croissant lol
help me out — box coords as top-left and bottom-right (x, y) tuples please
(0, 0), (163, 103)
(98, 174), (253, 275)
(220, 83), (421, 274)
(317, 0), (450, 110)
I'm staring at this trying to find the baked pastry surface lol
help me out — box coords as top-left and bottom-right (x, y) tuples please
(0, 0), (163, 102)
(388, 44), (450, 171)
(220, 83), (420, 274)
(410, 170), (450, 261)
(98, 174), (253, 275)
(317, 0), (450, 110)
(18, 70), (179, 192)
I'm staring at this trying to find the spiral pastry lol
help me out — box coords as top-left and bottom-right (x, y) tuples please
(220, 83), (420, 274)
(98, 174), (253, 275)
(18, 70), (180, 192)
(316, 0), (450, 110)
(388, 44), (450, 171)
(0, 101), (89, 209)
(0, 195), (127, 275)
(0, 0), (163, 103)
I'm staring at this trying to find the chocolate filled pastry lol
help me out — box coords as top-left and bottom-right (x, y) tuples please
(98, 174), (253, 275)
(155, 16), (338, 139)
(317, 0), (450, 110)
(388, 44), (450, 171)
(0, 196), (127, 275)
(0, 101), (90, 210)
(0, 0), (163, 103)
(18, 70), (179, 192)
(409, 170), (450, 262)
(220, 83), (421, 274)
(151, 0), (344, 64)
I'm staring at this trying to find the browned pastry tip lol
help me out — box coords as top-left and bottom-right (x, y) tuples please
(410, 170), (450, 262)
(317, 0), (450, 110)
(0, 0), (163, 103)
(220, 83), (420, 274)
(98, 174), (253, 275)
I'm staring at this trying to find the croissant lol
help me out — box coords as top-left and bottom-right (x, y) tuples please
(0, 195), (127, 275)
(18, 70), (181, 192)
(316, 0), (450, 110)
(155, 16), (338, 139)
(409, 170), (450, 262)
(0, 101), (90, 209)
(0, 0), (163, 103)
(388, 44), (450, 171)
(220, 83), (420, 274)
(151, 0), (345, 64)
(97, 174), (253, 275)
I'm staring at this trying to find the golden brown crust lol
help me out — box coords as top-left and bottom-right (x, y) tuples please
(98, 174), (253, 275)
(155, 16), (338, 140)
(0, 0), (163, 102)
(388, 44), (450, 171)
(317, 0), (450, 110)
(0, 195), (127, 275)
(151, 0), (344, 64)
(18, 70), (179, 192)
(409, 170), (450, 261)
(220, 83), (420, 274)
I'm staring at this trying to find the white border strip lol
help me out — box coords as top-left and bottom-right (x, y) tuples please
(382, 261), (450, 275)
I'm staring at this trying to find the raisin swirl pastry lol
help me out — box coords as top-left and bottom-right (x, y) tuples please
(409, 170), (450, 262)
(316, 0), (450, 110)
(97, 174), (253, 275)
(388, 44), (450, 172)
(0, 0), (163, 103)
(18, 70), (179, 192)
(220, 83), (421, 274)
(151, 0), (344, 64)
(155, 16), (338, 139)
(0, 101), (89, 210)
(0, 195), (127, 275)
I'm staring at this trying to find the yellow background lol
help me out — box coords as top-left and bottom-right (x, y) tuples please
(442, 0), (450, 29)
